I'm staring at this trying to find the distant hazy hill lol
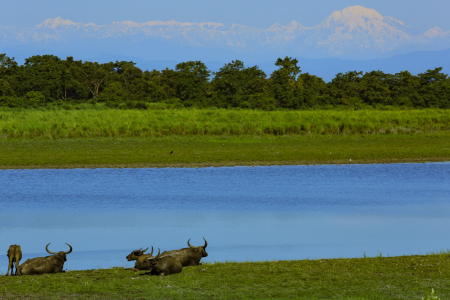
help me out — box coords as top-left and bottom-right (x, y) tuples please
(1, 5), (450, 60)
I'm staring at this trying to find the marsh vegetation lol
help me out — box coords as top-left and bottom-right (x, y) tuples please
(0, 108), (449, 139)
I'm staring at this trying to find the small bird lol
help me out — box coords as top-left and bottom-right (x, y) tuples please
(329, 152), (331, 155)
(170, 151), (173, 155)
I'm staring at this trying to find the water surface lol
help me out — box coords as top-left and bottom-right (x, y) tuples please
(1, 163), (449, 271)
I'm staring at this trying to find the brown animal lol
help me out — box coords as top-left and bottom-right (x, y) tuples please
(136, 249), (182, 276)
(18, 243), (72, 275)
(161, 238), (208, 267)
(6, 245), (22, 276)
(126, 247), (155, 266)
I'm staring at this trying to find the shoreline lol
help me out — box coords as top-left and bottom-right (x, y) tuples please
(1, 156), (449, 170)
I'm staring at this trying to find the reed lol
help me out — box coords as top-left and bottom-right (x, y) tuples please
(0, 108), (449, 140)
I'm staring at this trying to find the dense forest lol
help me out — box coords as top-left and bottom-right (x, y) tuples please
(0, 53), (449, 110)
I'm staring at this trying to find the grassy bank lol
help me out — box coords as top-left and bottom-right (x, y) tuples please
(0, 109), (449, 169)
(0, 109), (449, 139)
(0, 134), (449, 169)
(1, 253), (449, 299)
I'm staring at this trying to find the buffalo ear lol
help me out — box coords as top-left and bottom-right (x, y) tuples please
(133, 251), (140, 256)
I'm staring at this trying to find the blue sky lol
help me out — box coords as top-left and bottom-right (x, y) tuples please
(2, 0), (450, 32)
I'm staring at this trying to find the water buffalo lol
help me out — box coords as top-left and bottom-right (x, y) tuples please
(136, 249), (182, 276)
(126, 247), (157, 270)
(6, 245), (22, 276)
(161, 238), (208, 267)
(126, 247), (151, 263)
(18, 243), (72, 275)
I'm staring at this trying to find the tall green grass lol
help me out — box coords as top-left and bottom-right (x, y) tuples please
(0, 108), (449, 139)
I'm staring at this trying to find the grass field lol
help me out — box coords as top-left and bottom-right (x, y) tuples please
(0, 134), (449, 169)
(1, 253), (449, 299)
(0, 108), (449, 139)
(0, 108), (449, 169)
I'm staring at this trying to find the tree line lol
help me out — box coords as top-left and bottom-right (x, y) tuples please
(1, 53), (449, 109)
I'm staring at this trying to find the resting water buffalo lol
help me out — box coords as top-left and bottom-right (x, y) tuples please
(161, 238), (208, 267)
(18, 243), (72, 275)
(136, 249), (182, 276)
(126, 247), (156, 264)
(6, 245), (22, 276)
(126, 247), (157, 270)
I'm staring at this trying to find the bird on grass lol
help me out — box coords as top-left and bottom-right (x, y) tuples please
(170, 151), (173, 155)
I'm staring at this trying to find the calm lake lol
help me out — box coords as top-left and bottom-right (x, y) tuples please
(1, 162), (449, 272)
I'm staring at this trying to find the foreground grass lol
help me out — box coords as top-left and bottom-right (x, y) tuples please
(1, 253), (449, 299)
(0, 109), (449, 139)
(0, 134), (449, 169)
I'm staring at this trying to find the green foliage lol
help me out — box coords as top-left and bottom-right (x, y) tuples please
(174, 61), (210, 107)
(211, 60), (267, 108)
(0, 79), (15, 97)
(269, 56), (302, 108)
(23, 91), (46, 108)
(97, 82), (129, 104)
(1, 53), (450, 110)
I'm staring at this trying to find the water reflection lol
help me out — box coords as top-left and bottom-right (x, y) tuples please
(1, 163), (449, 271)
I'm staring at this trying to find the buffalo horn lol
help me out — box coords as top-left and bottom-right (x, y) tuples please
(203, 237), (207, 248)
(156, 248), (161, 260)
(142, 247), (149, 253)
(187, 239), (196, 249)
(149, 246), (153, 257)
(46, 243), (58, 255)
(64, 243), (73, 254)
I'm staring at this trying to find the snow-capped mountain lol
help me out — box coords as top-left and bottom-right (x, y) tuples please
(1, 5), (449, 59)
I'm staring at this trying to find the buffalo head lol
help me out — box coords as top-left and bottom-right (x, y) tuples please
(46, 243), (72, 262)
(126, 247), (152, 261)
(146, 248), (161, 266)
(187, 238), (208, 257)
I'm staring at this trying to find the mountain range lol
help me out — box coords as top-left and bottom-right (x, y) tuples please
(1, 5), (450, 60)
(1, 5), (450, 82)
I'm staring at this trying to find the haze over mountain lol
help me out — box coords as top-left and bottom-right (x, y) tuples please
(1, 5), (450, 59)
(1, 5), (449, 81)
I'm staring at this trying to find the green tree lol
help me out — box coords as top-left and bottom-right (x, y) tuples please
(328, 71), (364, 107)
(20, 55), (63, 100)
(82, 61), (109, 100)
(387, 71), (421, 107)
(359, 71), (391, 105)
(269, 57), (302, 108)
(0, 54), (19, 98)
(0, 54), (18, 76)
(418, 67), (450, 108)
(211, 60), (267, 108)
(174, 61), (210, 107)
(23, 91), (45, 108)
(97, 82), (129, 105)
(295, 73), (330, 108)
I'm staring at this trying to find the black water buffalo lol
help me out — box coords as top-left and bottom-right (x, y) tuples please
(161, 238), (208, 267)
(6, 245), (22, 276)
(136, 249), (182, 276)
(18, 243), (72, 275)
